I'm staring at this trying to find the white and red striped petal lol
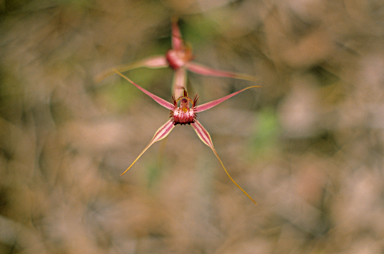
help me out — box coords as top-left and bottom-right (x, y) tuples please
(191, 120), (257, 204)
(120, 119), (175, 176)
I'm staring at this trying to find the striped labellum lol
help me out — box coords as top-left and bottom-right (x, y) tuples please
(171, 89), (198, 125)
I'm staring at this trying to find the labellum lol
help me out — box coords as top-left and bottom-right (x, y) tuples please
(171, 89), (198, 125)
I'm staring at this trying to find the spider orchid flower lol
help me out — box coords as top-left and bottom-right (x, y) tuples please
(97, 20), (258, 98)
(115, 70), (258, 204)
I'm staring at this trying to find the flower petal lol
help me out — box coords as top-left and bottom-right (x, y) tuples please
(185, 62), (258, 82)
(140, 56), (169, 68)
(114, 70), (175, 111)
(171, 19), (183, 51)
(96, 56), (168, 82)
(195, 85), (259, 113)
(172, 67), (187, 99)
(121, 119), (175, 176)
(191, 120), (257, 204)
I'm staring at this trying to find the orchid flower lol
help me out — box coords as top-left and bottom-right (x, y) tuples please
(97, 20), (258, 98)
(115, 69), (258, 204)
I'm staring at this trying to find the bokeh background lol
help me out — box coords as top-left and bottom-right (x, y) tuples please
(1, 0), (384, 253)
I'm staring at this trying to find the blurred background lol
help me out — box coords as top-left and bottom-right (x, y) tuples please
(1, 0), (384, 253)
